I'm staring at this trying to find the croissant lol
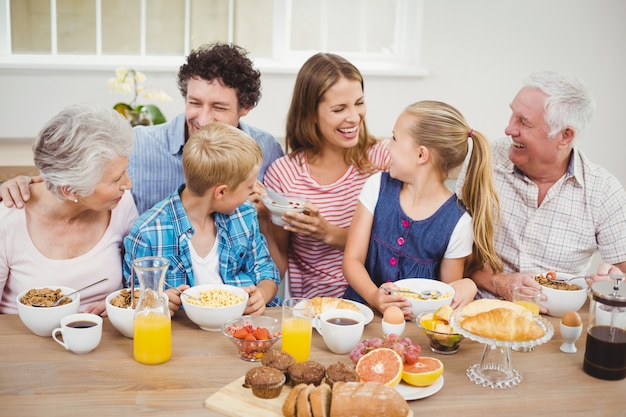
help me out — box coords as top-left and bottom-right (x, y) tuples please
(460, 300), (545, 341)
(310, 297), (360, 316)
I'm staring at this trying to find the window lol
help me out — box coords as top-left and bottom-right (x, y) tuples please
(0, 0), (425, 76)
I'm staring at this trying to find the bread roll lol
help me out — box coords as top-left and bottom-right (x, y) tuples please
(329, 382), (409, 417)
(310, 297), (360, 316)
(296, 384), (315, 417)
(309, 383), (332, 417)
(460, 299), (545, 341)
(282, 383), (307, 417)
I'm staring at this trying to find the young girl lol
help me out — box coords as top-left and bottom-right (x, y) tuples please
(263, 53), (390, 299)
(343, 101), (502, 317)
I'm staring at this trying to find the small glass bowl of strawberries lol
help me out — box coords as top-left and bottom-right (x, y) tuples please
(221, 315), (282, 361)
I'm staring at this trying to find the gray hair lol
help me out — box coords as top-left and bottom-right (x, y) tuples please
(523, 71), (595, 139)
(33, 103), (134, 199)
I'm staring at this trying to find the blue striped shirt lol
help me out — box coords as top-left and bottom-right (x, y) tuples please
(123, 185), (281, 306)
(128, 113), (284, 214)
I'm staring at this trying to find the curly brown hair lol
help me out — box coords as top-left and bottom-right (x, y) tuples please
(177, 43), (261, 110)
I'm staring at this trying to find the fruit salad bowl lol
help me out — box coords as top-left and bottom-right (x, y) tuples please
(221, 315), (282, 361)
(416, 309), (464, 354)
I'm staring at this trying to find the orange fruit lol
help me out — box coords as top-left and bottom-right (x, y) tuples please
(401, 356), (443, 387)
(355, 348), (403, 387)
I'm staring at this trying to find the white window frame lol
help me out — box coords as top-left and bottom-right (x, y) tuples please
(0, 0), (427, 77)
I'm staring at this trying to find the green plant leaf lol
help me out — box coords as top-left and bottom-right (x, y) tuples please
(138, 104), (166, 125)
(113, 102), (135, 119)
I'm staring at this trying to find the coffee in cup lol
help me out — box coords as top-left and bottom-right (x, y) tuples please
(52, 313), (103, 354)
(314, 309), (365, 354)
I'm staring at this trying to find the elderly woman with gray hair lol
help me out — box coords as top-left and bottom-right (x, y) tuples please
(0, 103), (138, 315)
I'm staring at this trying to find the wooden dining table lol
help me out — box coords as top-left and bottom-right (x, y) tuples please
(1, 302), (623, 417)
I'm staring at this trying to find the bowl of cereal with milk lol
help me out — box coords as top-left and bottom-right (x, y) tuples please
(16, 286), (80, 336)
(105, 288), (140, 338)
(181, 284), (249, 331)
(392, 278), (455, 319)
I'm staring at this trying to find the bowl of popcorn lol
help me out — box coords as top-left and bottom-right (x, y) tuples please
(105, 288), (140, 338)
(16, 286), (80, 336)
(222, 315), (282, 361)
(181, 284), (249, 331)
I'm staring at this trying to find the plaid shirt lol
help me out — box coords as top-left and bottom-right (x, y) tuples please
(459, 137), (626, 278)
(123, 185), (281, 306)
(128, 113), (284, 214)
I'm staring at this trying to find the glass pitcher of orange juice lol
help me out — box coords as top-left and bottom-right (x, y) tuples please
(132, 256), (171, 365)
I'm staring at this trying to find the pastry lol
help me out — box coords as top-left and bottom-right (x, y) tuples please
(244, 366), (286, 399)
(325, 361), (359, 387)
(261, 349), (296, 381)
(460, 299), (545, 341)
(310, 297), (360, 316)
(288, 360), (326, 386)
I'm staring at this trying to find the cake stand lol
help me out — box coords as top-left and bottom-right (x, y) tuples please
(449, 311), (554, 389)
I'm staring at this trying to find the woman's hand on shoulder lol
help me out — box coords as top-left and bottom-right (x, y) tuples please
(0, 175), (42, 208)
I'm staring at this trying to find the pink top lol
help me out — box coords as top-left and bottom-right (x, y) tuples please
(264, 140), (390, 298)
(0, 191), (138, 313)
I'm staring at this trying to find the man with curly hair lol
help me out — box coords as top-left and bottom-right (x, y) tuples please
(0, 43), (284, 215)
(128, 43), (284, 213)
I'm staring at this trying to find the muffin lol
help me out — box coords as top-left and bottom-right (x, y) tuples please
(261, 350), (296, 381)
(287, 360), (326, 387)
(244, 366), (286, 399)
(325, 361), (360, 387)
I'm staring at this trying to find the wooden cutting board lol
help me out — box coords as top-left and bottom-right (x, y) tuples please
(204, 376), (288, 417)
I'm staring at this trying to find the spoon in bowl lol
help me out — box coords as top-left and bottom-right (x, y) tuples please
(385, 288), (442, 299)
(32, 277), (109, 307)
(162, 281), (198, 302)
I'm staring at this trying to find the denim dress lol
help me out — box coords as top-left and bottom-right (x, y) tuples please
(344, 173), (466, 303)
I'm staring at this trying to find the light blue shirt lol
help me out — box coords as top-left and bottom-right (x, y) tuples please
(123, 185), (281, 306)
(128, 113), (284, 214)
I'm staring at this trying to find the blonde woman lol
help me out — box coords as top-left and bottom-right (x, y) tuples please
(343, 101), (502, 318)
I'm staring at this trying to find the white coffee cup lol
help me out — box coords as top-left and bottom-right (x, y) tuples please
(314, 309), (365, 354)
(52, 313), (103, 354)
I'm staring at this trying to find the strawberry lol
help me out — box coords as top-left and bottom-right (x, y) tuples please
(253, 327), (270, 340)
(233, 328), (249, 339)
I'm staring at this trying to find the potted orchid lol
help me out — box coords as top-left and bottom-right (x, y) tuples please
(108, 68), (171, 126)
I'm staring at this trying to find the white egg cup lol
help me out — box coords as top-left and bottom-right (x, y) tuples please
(382, 319), (405, 338)
(559, 322), (583, 353)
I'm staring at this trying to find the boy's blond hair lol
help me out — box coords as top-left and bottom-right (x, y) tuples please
(182, 122), (262, 195)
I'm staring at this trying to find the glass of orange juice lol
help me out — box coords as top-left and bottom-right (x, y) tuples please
(282, 298), (313, 362)
(512, 286), (541, 352)
(513, 286), (541, 316)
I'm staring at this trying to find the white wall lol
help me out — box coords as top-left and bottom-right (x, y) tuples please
(1, 0), (625, 188)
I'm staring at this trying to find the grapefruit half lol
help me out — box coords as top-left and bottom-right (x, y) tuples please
(355, 347), (403, 387)
(401, 356), (443, 387)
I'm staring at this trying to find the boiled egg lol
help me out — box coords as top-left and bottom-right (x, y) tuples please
(383, 306), (405, 324)
(561, 311), (582, 327)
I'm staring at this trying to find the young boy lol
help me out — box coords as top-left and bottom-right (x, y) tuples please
(123, 122), (280, 316)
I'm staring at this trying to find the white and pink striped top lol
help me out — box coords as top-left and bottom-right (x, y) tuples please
(264, 140), (390, 299)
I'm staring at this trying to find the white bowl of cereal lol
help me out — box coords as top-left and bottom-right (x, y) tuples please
(105, 288), (139, 338)
(181, 284), (249, 331)
(16, 286), (80, 336)
(392, 278), (455, 319)
(534, 272), (588, 318)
